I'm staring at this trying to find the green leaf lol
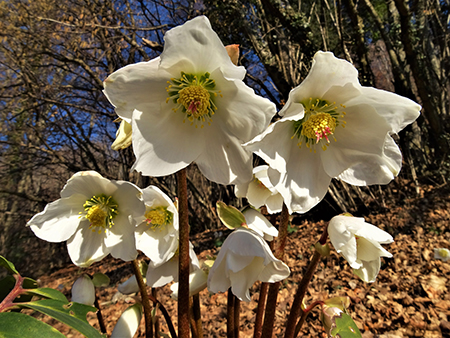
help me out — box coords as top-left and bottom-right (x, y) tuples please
(0, 256), (18, 275)
(92, 273), (110, 287)
(25, 288), (67, 302)
(331, 313), (362, 338)
(22, 278), (38, 289)
(0, 312), (65, 338)
(18, 299), (103, 338)
(216, 201), (246, 230)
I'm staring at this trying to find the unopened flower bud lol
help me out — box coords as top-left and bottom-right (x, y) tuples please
(111, 119), (132, 150)
(225, 44), (239, 65)
(111, 303), (143, 338)
(170, 268), (208, 300)
(71, 274), (95, 306)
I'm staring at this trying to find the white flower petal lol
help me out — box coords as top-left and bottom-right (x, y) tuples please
(338, 135), (402, 185)
(229, 256), (265, 302)
(27, 194), (86, 242)
(111, 303), (143, 338)
(244, 208), (278, 240)
(146, 257), (178, 288)
(112, 181), (145, 220)
(265, 194), (284, 214)
(106, 214), (138, 262)
(131, 108), (204, 177)
(279, 52), (360, 116)
(170, 269), (208, 300)
(118, 275), (140, 295)
(346, 86), (421, 134)
(246, 180), (273, 209)
(66, 220), (109, 267)
(103, 58), (170, 121)
(60, 171), (116, 199)
(136, 222), (178, 266)
(353, 258), (381, 283)
(320, 103), (391, 178)
(160, 16), (245, 81)
(195, 128), (253, 185)
(71, 275), (95, 306)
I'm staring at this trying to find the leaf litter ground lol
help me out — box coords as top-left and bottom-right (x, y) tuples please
(37, 181), (450, 338)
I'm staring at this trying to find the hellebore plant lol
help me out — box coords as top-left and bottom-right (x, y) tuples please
(245, 51), (421, 213)
(27, 171), (145, 267)
(103, 15), (276, 185)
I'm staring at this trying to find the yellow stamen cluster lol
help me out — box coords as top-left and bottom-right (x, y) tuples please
(145, 206), (173, 230)
(82, 194), (119, 234)
(292, 98), (346, 153)
(166, 72), (222, 128)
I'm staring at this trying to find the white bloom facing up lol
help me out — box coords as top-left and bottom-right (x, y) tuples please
(71, 274), (95, 306)
(245, 51), (421, 213)
(103, 16), (276, 185)
(27, 171), (145, 267)
(135, 186), (179, 267)
(207, 228), (290, 302)
(235, 165), (284, 214)
(328, 215), (393, 283)
(434, 248), (450, 262)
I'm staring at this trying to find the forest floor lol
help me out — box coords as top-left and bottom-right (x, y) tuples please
(35, 180), (450, 338)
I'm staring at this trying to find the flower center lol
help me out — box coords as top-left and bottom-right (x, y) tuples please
(83, 194), (119, 233)
(438, 248), (449, 258)
(145, 206), (173, 230)
(166, 72), (222, 128)
(292, 98), (346, 152)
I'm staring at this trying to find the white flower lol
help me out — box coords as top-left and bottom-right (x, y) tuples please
(146, 242), (200, 288)
(27, 171), (145, 267)
(243, 208), (278, 241)
(235, 165), (284, 214)
(71, 274), (95, 306)
(245, 51), (421, 213)
(103, 16), (276, 185)
(328, 215), (393, 282)
(434, 248), (450, 262)
(135, 186), (179, 267)
(207, 228), (290, 302)
(111, 303), (143, 338)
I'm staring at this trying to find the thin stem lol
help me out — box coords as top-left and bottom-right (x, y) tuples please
(94, 296), (107, 334)
(234, 296), (240, 338)
(190, 297), (199, 338)
(284, 222), (329, 338)
(261, 203), (290, 338)
(177, 168), (190, 338)
(192, 294), (203, 338)
(227, 289), (235, 338)
(253, 282), (269, 338)
(152, 288), (160, 336)
(293, 301), (324, 337)
(131, 259), (153, 338)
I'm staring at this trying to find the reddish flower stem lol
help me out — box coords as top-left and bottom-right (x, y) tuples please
(284, 223), (329, 338)
(0, 274), (24, 312)
(131, 259), (153, 338)
(227, 289), (235, 338)
(261, 203), (289, 338)
(177, 168), (190, 338)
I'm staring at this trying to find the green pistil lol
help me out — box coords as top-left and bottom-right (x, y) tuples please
(166, 72), (222, 127)
(83, 194), (119, 232)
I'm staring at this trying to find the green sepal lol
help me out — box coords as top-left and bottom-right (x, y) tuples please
(315, 242), (331, 257)
(17, 299), (103, 338)
(216, 201), (246, 230)
(0, 256), (18, 275)
(330, 313), (362, 338)
(92, 273), (110, 288)
(0, 312), (66, 338)
(24, 288), (67, 302)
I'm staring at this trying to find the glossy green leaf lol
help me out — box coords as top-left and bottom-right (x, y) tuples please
(0, 312), (65, 338)
(216, 201), (246, 230)
(18, 299), (103, 338)
(25, 288), (67, 302)
(331, 313), (362, 338)
(92, 273), (110, 288)
(0, 256), (18, 275)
